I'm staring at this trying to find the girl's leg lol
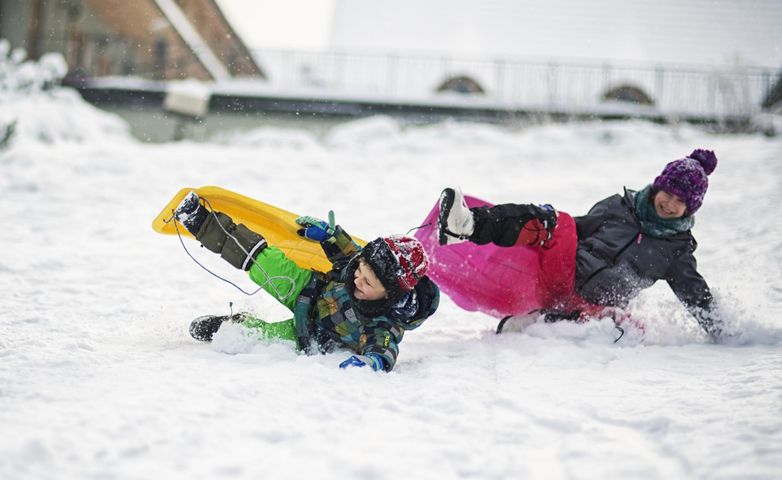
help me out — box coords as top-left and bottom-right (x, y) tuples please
(437, 187), (556, 247)
(471, 203), (557, 246)
(536, 213), (602, 316)
(536, 212), (578, 307)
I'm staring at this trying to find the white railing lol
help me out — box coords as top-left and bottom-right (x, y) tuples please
(252, 49), (780, 118)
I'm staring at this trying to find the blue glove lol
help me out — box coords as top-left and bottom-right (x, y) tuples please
(296, 210), (336, 242)
(339, 353), (386, 371)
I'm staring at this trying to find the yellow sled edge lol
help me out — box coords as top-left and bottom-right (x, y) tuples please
(152, 186), (364, 272)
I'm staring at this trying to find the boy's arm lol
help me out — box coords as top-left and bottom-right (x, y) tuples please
(340, 279), (440, 372)
(296, 214), (362, 266)
(319, 225), (362, 266)
(340, 324), (403, 372)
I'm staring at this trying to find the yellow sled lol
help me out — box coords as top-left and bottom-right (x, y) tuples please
(152, 186), (365, 272)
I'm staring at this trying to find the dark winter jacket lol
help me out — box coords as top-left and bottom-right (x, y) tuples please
(574, 189), (720, 335)
(293, 226), (440, 371)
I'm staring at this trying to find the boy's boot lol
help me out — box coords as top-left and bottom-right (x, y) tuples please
(438, 187), (475, 245)
(175, 191), (209, 235)
(189, 313), (249, 342)
(176, 191), (267, 271)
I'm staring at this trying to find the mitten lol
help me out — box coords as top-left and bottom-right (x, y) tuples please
(296, 210), (336, 242)
(339, 353), (386, 371)
(517, 204), (558, 246)
(532, 204), (557, 232)
(175, 191), (208, 234)
(517, 219), (550, 246)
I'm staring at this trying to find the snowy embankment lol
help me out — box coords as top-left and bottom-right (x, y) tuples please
(1, 52), (781, 479)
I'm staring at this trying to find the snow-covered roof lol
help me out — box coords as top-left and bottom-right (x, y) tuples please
(153, 0), (231, 80)
(330, 0), (782, 68)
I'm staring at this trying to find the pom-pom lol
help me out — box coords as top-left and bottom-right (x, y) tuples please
(688, 149), (718, 175)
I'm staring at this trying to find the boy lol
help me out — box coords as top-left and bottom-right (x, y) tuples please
(175, 192), (440, 371)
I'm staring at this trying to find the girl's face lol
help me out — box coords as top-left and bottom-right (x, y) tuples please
(653, 190), (687, 219)
(353, 258), (387, 301)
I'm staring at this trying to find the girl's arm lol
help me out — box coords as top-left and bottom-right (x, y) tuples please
(666, 253), (723, 338)
(574, 195), (615, 239)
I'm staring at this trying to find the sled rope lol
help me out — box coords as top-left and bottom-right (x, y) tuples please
(613, 325), (625, 343)
(406, 221), (433, 236)
(495, 312), (627, 343)
(165, 199), (297, 301)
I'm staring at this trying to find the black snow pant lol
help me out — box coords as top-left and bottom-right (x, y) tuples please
(469, 203), (548, 247)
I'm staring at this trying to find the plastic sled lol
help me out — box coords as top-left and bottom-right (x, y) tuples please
(152, 186), (365, 273)
(414, 195), (543, 318)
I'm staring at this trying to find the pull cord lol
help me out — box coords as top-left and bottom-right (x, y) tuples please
(164, 198), (297, 301)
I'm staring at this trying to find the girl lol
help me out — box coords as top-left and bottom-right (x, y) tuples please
(436, 149), (724, 339)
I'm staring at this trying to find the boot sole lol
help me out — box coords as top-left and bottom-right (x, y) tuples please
(189, 313), (248, 342)
(438, 189), (456, 246)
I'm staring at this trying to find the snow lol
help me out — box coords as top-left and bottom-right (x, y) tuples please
(1, 69), (782, 479)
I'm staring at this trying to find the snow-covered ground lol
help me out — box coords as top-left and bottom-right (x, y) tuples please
(1, 79), (781, 479)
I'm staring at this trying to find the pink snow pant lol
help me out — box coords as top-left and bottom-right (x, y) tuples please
(536, 212), (602, 316)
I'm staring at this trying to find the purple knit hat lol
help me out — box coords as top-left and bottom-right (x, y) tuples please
(652, 149), (718, 214)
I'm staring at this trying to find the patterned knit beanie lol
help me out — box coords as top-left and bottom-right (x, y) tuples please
(652, 149), (718, 214)
(361, 235), (429, 296)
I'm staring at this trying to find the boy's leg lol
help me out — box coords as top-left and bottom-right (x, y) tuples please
(195, 212), (267, 271)
(189, 313), (297, 343)
(247, 246), (314, 311)
(176, 192), (267, 271)
(241, 316), (297, 342)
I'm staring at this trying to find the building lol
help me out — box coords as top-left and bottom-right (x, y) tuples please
(325, 0), (782, 113)
(0, 0), (263, 81)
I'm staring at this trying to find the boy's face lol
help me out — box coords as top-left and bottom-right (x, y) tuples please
(353, 258), (388, 301)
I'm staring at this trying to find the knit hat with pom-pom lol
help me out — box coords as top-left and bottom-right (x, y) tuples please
(652, 149), (718, 214)
(361, 235), (429, 298)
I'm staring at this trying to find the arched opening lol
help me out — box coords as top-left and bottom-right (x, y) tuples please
(601, 85), (654, 106)
(436, 75), (485, 95)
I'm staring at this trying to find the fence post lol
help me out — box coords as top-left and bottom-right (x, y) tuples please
(761, 70), (771, 101)
(655, 66), (664, 106)
(495, 58), (505, 100)
(547, 62), (558, 107)
(387, 54), (397, 97)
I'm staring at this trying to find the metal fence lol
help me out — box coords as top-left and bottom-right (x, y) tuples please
(253, 49), (780, 118)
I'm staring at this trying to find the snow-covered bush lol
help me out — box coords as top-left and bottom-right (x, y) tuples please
(0, 39), (132, 147)
(0, 39), (67, 98)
